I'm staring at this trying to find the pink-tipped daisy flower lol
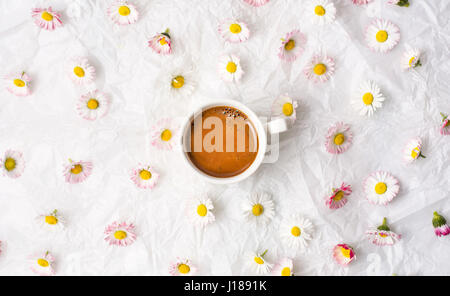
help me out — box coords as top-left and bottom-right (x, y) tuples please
(352, 0), (374, 5)
(150, 118), (179, 151)
(403, 137), (425, 163)
(169, 258), (197, 276)
(148, 29), (172, 55)
(243, 0), (270, 7)
(270, 258), (294, 276)
(325, 182), (352, 209)
(304, 54), (335, 83)
(76, 90), (110, 121)
(432, 212), (450, 237)
(278, 30), (306, 62)
(130, 163), (159, 189)
(365, 19), (400, 53)
(29, 251), (55, 276)
(218, 19), (250, 43)
(63, 159), (93, 184)
(325, 122), (353, 154)
(440, 113), (450, 135)
(4, 71), (32, 97)
(107, 1), (139, 25)
(333, 244), (356, 266)
(364, 171), (399, 205)
(31, 7), (63, 31)
(1, 149), (25, 179)
(366, 217), (401, 246)
(104, 221), (137, 247)
(67, 57), (96, 85)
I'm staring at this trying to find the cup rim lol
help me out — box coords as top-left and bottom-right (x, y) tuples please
(180, 99), (267, 184)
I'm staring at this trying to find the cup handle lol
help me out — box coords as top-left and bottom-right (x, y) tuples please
(266, 117), (289, 134)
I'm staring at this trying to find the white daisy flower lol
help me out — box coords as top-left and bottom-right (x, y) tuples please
(218, 19), (250, 43)
(365, 19), (400, 53)
(76, 90), (110, 121)
(307, 0), (336, 25)
(364, 171), (400, 206)
(304, 54), (335, 83)
(148, 29), (172, 55)
(271, 258), (294, 276)
(29, 251), (55, 276)
(351, 80), (385, 117)
(67, 57), (96, 85)
(271, 94), (298, 123)
(4, 71), (32, 97)
(241, 192), (275, 225)
(278, 30), (307, 62)
(1, 149), (25, 179)
(187, 195), (215, 227)
(150, 118), (179, 151)
(401, 48), (422, 70)
(169, 258), (197, 276)
(63, 159), (93, 184)
(130, 163), (159, 189)
(366, 217), (401, 246)
(403, 137), (425, 163)
(246, 250), (273, 275)
(280, 215), (313, 251)
(35, 210), (65, 231)
(324, 122), (353, 154)
(162, 66), (196, 99)
(217, 54), (244, 83)
(107, 0), (139, 25)
(104, 221), (137, 247)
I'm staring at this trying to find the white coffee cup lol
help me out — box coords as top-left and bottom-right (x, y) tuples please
(180, 99), (289, 184)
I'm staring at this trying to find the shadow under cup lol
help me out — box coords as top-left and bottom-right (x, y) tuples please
(184, 105), (260, 179)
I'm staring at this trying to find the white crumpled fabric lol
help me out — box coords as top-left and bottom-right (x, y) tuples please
(0, 0), (449, 276)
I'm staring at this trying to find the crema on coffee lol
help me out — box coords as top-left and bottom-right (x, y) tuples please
(187, 106), (259, 178)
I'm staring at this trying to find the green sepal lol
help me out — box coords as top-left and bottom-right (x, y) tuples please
(398, 0), (410, 7)
(441, 113), (448, 122)
(414, 60), (421, 67)
(377, 217), (391, 231)
(161, 28), (171, 39)
(432, 212), (447, 228)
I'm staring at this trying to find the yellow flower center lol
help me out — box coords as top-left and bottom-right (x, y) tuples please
(284, 40), (295, 51)
(178, 263), (190, 274)
(333, 133), (345, 145)
(333, 191), (344, 201)
(313, 63), (327, 75)
(281, 267), (291, 276)
(41, 11), (53, 21)
(70, 164), (83, 174)
(291, 226), (301, 237)
(197, 204), (208, 217)
(379, 233), (388, 238)
(362, 93), (374, 105)
(314, 5), (326, 16)
(171, 76), (184, 89)
(408, 57), (416, 66)
(73, 66), (85, 78)
(87, 99), (99, 110)
(251, 204), (264, 216)
(341, 247), (351, 258)
(229, 23), (242, 34)
(37, 258), (49, 267)
(375, 182), (387, 194)
(411, 147), (420, 159)
(45, 216), (58, 225)
(254, 257), (264, 265)
(114, 230), (127, 240)
(13, 79), (25, 87)
(226, 62), (237, 73)
(160, 129), (172, 141)
(159, 37), (167, 45)
(4, 158), (16, 171)
(118, 6), (130, 16)
(376, 30), (388, 43)
(139, 169), (152, 180)
(282, 103), (294, 116)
